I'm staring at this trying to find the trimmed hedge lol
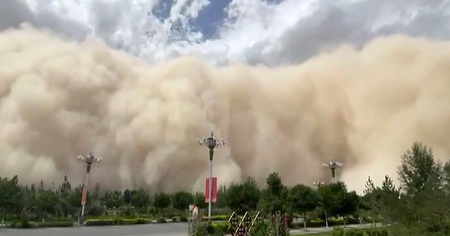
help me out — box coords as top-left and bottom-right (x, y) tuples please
(85, 218), (156, 226)
(85, 219), (116, 226)
(201, 215), (228, 221)
(6, 220), (74, 228)
(35, 221), (74, 227)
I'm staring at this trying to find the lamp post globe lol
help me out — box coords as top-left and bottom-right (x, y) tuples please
(322, 160), (343, 183)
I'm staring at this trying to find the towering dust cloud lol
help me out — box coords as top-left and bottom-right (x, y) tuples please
(1, 26), (450, 193)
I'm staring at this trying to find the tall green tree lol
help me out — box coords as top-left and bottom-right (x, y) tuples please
(376, 176), (403, 224)
(216, 185), (227, 208)
(153, 192), (171, 214)
(101, 190), (123, 209)
(317, 182), (346, 227)
(335, 190), (359, 226)
(130, 188), (150, 209)
(36, 190), (61, 218)
(259, 172), (289, 215)
(288, 184), (318, 230)
(0, 176), (23, 219)
(225, 177), (260, 214)
(123, 189), (132, 204)
(194, 192), (207, 209)
(398, 142), (443, 196)
(362, 176), (380, 226)
(397, 143), (447, 233)
(172, 191), (194, 210)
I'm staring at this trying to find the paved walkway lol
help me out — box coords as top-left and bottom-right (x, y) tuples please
(0, 223), (188, 236)
(0, 222), (381, 236)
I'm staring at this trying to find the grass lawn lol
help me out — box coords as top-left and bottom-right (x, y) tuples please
(291, 226), (390, 236)
(292, 231), (339, 236)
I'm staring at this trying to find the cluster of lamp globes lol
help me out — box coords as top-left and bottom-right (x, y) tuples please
(197, 131), (226, 149)
(77, 152), (102, 164)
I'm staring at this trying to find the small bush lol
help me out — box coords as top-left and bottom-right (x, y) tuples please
(194, 223), (210, 236)
(20, 218), (32, 228)
(379, 229), (388, 236)
(202, 215), (228, 221)
(332, 227), (344, 236)
(85, 219), (116, 226)
(250, 221), (269, 236)
(365, 230), (378, 236)
(354, 231), (364, 236)
(180, 216), (188, 222)
(171, 217), (177, 222)
(136, 218), (149, 224)
(36, 221), (74, 227)
(7, 221), (17, 228)
(157, 218), (167, 223)
(212, 222), (228, 234)
(345, 229), (356, 236)
(118, 219), (138, 225)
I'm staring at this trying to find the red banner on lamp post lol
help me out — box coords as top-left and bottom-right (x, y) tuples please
(205, 177), (217, 203)
(81, 186), (87, 206)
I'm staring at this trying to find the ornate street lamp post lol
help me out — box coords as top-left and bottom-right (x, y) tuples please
(197, 131), (225, 222)
(77, 152), (101, 225)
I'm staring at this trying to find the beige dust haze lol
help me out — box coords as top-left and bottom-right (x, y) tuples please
(1, 25), (450, 193)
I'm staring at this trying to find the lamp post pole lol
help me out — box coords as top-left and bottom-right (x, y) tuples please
(77, 152), (101, 225)
(322, 160), (343, 183)
(198, 131), (225, 223)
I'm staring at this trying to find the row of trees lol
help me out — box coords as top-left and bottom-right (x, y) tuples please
(0, 169), (359, 226)
(0, 174), (211, 220)
(1, 142), (450, 235)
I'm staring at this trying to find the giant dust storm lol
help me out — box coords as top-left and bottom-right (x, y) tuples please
(1, 26), (450, 193)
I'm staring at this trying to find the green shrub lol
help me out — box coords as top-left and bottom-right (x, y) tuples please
(88, 204), (106, 216)
(332, 227), (344, 236)
(250, 221), (269, 236)
(201, 215), (228, 221)
(306, 219), (346, 228)
(20, 218), (32, 228)
(379, 229), (388, 236)
(85, 219), (116, 226)
(157, 218), (167, 223)
(212, 222), (228, 233)
(345, 229), (356, 236)
(180, 216), (188, 222)
(35, 221), (74, 227)
(118, 219), (138, 225)
(354, 231), (364, 236)
(171, 217), (177, 222)
(194, 223), (210, 236)
(136, 218), (149, 224)
(7, 221), (17, 228)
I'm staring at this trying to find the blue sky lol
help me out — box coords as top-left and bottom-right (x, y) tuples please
(152, 0), (284, 39)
